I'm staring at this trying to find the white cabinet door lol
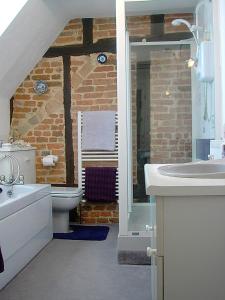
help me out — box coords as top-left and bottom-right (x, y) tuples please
(151, 255), (157, 300)
(151, 256), (164, 300)
(150, 196), (157, 300)
(156, 256), (164, 300)
(150, 196), (165, 300)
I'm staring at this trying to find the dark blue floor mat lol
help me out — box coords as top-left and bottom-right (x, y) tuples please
(53, 225), (109, 241)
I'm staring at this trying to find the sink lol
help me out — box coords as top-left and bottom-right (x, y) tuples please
(158, 162), (225, 179)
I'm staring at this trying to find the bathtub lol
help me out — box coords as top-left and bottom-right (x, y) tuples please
(0, 184), (52, 289)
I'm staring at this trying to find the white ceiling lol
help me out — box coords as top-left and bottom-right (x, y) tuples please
(53, 0), (200, 19)
(126, 0), (200, 16)
(51, 0), (116, 18)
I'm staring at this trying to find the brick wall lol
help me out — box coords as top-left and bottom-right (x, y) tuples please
(53, 19), (83, 46)
(93, 15), (151, 43)
(80, 202), (118, 224)
(164, 13), (193, 33)
(93, 18), (116, 42)
(11, 14), (193, 223)
(150, 48), (192, 163)
(11, 57), (66, 184)
(127, 16), (151, 37)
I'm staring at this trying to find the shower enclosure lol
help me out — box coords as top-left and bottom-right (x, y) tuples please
(128, 41), (193, 234)
(116, 0), (215, 256)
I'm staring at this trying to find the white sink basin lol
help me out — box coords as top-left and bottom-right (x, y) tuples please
(158, 162), (225, 179)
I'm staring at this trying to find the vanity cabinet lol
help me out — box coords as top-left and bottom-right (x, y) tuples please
(145, 164), (225, 300)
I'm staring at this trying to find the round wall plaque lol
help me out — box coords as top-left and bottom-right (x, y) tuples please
(34, 80), (48, 95)
(97, 53), (107, 64)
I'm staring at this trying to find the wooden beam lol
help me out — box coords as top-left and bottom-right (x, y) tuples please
(82, 18), (93, 46)
(44, 32), (191, 58)
(151, 15), (165, 36)
(129, 32), (193, 43)
(63, 55), (75, 186)
(44, 38), (116, 57)
(10, 97), (14, 124)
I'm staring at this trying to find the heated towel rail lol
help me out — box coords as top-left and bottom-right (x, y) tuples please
(77, 111), (119, 198)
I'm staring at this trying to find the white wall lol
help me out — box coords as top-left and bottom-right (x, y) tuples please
(0, 0), (69, 141)
(213, 0), (225, 139)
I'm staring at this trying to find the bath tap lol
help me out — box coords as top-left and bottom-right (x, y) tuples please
(0, 175), (24, 185)
(0, 154), (22, 186)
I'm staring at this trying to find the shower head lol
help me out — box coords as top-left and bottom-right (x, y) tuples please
(171, 19), (192, 30)
(172, 18), (200, 68)
(172, 18), (199, 46)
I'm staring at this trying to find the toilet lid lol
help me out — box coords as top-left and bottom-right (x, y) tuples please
(51, 187), (83, 197)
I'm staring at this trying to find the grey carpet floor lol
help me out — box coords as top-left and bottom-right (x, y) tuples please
(0, 225), (151, 300)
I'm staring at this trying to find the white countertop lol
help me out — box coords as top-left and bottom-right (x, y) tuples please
(145, 163), (225, 196)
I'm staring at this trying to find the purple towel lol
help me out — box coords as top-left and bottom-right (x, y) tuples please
(85, 167), (117, 202)
(0, 247), (4, 273)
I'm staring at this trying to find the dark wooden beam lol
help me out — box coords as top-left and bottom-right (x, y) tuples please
(82, 18), (93, 46)
(129, 32), (193, 43)
(10, 97), (14, 124)
(44, 38), (116, 58)
(151, 15), (165, 36)
(63, 55), (75, 186)
(45, 31), (192, 58)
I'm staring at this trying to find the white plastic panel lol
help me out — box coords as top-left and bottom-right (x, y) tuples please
(0, 195), (51, 261)
(198, 41), (214, 82)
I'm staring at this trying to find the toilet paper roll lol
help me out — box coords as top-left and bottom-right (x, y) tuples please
(42, 155), (55, 167)
(51, 155), (59, 163)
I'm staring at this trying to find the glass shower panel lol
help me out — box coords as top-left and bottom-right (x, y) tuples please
(128, 43), (192, 232)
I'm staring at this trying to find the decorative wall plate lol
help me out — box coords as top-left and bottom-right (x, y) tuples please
(97, 53), (107, 64)
(34, 80), (48, 95)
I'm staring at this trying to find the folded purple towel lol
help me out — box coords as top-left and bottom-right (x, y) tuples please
(0, 247), (4, 273)
(85, 167), (117, 202)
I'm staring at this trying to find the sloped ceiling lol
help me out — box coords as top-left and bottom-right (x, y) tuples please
(0, 0), (69, 100)
(0, 0), (198, 100)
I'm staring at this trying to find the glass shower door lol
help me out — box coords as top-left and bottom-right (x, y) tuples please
(128, 42), (193, 233)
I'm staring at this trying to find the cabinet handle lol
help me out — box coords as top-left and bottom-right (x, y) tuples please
(147, 247), (157, 257)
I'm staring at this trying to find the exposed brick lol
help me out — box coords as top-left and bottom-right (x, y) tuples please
(11, 14), (192, 222)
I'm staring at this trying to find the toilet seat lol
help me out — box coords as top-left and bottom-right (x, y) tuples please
(51, 187), (83, 198)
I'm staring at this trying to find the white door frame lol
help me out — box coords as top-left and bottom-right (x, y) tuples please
(116, 0), (128, 236)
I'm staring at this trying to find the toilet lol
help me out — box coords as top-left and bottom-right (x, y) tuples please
(51, 187), (83, 233)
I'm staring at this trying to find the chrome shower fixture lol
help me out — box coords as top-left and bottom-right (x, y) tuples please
(172, 19), (191, 29)
(171, 19), (200, 33)
(172, 18), (201, 67)
(171, 18), (201, 46)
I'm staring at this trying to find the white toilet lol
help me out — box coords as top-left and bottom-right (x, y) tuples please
(51, 187), (83, 233)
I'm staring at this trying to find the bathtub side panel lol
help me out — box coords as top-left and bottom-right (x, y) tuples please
(0, 195), (52, 289)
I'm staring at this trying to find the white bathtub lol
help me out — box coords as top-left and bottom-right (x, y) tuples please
(0, 184), (52, 289)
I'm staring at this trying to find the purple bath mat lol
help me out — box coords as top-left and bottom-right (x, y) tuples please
(53, 225), (109, 241)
